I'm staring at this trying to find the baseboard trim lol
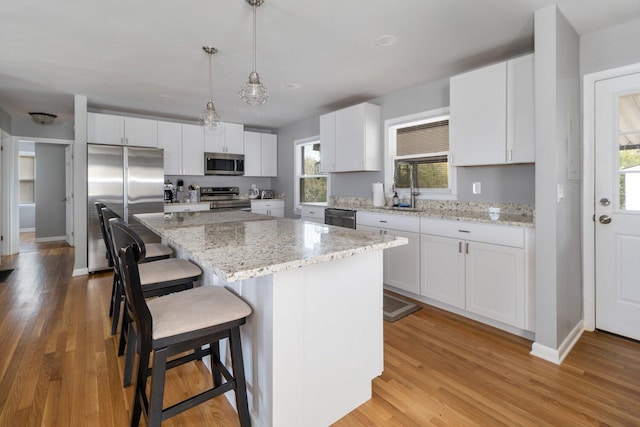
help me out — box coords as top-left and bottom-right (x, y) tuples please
(72, 268), (89, 277)
(34, 236), (66, 243)
(530, 320), (584, 365)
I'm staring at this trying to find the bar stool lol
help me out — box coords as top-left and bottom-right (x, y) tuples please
(117, 241), (252, 427)
(95, 202), (173, 326)
(107, 216), (202, 386)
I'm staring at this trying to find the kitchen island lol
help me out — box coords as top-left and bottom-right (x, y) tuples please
(134, 211), (407, 427)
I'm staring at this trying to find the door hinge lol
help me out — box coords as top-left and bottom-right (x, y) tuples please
(72, 231), (74, 237)
(593, 215), (596, 222)
(1, 235), (3, 241)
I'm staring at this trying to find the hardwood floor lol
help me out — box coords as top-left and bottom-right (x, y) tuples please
(1, 244), (639, 426)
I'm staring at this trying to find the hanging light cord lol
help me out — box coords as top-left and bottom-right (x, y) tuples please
(252, 3), (257, 73)
(208, 52), (213, 103)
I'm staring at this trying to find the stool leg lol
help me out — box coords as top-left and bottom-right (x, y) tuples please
(229, 327), (251, 427)
(148, 348), (169, 427)
(123, 325), (137, 387)
(118, 308), (129, 356)
(131, 340), (150, 427)
(209, 342), (222, 387)
(108, 274), (117, 317)
(111, 280), (123, 335)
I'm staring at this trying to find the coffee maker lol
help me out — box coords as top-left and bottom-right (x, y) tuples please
(164, 182), (175, 203)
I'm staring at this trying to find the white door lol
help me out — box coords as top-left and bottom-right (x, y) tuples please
(65, 145), (74, 246)
(595, 72), (640, 340)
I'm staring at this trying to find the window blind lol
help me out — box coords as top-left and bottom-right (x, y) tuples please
(396, 120), (449, 156)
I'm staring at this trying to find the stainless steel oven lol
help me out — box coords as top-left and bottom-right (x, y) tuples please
(204, 152), (245, 176)
(200, 186), (250, 210)
(324, 208), (356, 229)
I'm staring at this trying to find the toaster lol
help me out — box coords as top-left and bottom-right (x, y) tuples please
(260, 189), (274, 199)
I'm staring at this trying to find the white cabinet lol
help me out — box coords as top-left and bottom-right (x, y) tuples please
(158, 122), (204, 176)
(420, 218), (533, 330)
(320, 102), (381, 172)
(204, 122), (244, 154)
(251, 199), (284, 217)
(164, 202), (210, 213)
(244, 131), (278, 177)
(358, 212), (420, 294)
(450, 53), (534, 166)
(88, 113), (158, 147)
(300, 205), (325, 224)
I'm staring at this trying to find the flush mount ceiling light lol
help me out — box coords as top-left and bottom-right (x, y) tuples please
(199, 46), (222, 131)
(29, 112), (57, 125)
(375, 35), (398, 47)
(239, 0), (269, 106)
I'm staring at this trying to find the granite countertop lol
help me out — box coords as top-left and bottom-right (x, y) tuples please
(335, 205), (534, 227)
(135, 211), (407, 283)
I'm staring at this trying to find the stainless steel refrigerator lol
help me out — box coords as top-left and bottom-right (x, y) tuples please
(87, 144), (164, 272)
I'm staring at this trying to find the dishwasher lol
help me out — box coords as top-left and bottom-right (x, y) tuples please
(324, 208), (357, 229)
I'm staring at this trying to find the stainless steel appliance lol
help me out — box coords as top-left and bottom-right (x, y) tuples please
(324, 208), (356, 229)
(259, 189), (274, 199)
(204, 152), (245, 176)
(200, 186), (251, 210)
(87, 144), (164, 272)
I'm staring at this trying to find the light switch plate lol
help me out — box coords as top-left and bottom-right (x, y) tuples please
(472, 182), (481, 194)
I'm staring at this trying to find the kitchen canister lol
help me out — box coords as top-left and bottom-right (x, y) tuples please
(372, 182), (385, 207)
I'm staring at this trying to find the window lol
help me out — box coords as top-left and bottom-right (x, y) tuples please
(294, 137), (328, 210)
(385, 108), (455, 199)
(19, 153), (36, 204)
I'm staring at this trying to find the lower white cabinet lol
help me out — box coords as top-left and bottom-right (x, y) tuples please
(164, 202), (210, 213)
(420, 218), (533, 331)
(251, 199), (284, 217)
(300, 205), (325, 224)
(358, 212), (420, 294)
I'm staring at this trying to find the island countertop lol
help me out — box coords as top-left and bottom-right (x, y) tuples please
(135, 211), (407, 283)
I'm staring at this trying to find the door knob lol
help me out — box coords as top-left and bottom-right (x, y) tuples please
(599, 215), (612, 224)
(599, 198), (610, 206)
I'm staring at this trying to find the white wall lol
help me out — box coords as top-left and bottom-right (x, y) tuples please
(533, 5), (582, 354)
(580, 17), (640, 76)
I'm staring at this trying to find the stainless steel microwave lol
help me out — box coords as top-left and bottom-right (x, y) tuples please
(204, 152), (245, 176)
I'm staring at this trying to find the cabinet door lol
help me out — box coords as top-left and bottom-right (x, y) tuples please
(450, 62), (507, 166)
(244, 131), (262, 176)
(507, 54), (535, 163)
(157, 121), (182, 175)
(465, 241), (525, 328)
(319, 112), (336, 173)
(384, 230), (420, 294)
(87, 113), (124, 145)
(335, 104), (364, 171)
(261, 133), (278, 177)
(420, 234), (465, 309)
(124, 117), (158, 147)
(225, 123), (245, 154)
(181, 124), (204, 175)
(204, 126), (225, 153)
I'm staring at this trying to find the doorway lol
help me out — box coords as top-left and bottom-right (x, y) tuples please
(584, 64), (640, 340)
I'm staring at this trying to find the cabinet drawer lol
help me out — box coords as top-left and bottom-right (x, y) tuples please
(164, 203), (210, 213)
(251, 200), (284, 209)
(358, 211), (420, 233)
(301, 205), (325, 220)
(420, 218), (524, 248)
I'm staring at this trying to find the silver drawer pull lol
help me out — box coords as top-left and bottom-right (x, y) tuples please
(458, 229), (470, 233)
(379, 220), (388, 223)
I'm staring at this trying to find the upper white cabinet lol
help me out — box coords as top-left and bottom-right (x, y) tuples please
(450, 54), (534, 166)
(320, 102), (381, 172)
(158, 121), (204, 176)
(88, 113), (158, 147)
(244, 131), (278, 177)
(358, 212), (420, 295)
(204, 122), (244, 154)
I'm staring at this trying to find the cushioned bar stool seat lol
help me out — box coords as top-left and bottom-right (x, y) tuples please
(117, 243), (252, 427)
(108, 217), (203, 387)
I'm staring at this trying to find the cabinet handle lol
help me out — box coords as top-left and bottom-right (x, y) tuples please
(466, 242), (469, 254)
(458, 230), (470, 233)
(508, 150), (513, 161)
(125, 137), (129, 145)
(458, 242), (462, 253)
(379, 220), (388, 223)
(121, 137), (124, 145)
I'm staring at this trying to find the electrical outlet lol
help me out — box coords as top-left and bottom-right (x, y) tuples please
(472, 182), (482, 194)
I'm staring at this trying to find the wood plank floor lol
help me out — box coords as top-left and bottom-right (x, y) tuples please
(1, 243), (639, 426)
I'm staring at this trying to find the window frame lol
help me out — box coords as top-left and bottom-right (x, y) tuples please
(294, 136), (329, 212)
(384, 107), (456, 200)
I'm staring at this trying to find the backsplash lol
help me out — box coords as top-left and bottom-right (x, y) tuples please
(328, 196), (534, 218)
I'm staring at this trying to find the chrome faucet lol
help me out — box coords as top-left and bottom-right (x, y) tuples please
(393, 161), (420, 208)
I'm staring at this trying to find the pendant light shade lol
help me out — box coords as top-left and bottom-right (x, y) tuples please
(239, 0), (269, 106)
(200, 46), (222, 131)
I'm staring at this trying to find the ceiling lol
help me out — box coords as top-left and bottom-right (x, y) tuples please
(1, 0), (639, 131)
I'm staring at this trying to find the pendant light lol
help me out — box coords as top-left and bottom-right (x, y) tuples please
(239, 0), (269, 105)
(200, 46), (222, 131)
